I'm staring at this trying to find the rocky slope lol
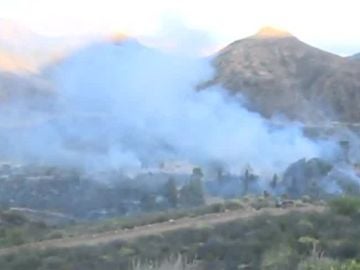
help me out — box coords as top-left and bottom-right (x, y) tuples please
(212, 27), (360, 123)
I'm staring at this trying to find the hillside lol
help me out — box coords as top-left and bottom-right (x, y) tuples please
(0, 205), (323, 256)
(212, 27), (360, 123)
(1, 199), (360, 270)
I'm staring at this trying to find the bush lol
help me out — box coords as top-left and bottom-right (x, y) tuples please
(46, 231), (64, 240)
(340, 260), (360, 270)
(38, 256), (66, 269)
(10, 253), (42, 270)
(261, 244), (295, 270)
(1, 211), (27, 225)
(208, 203), (226, 213)
(224, 199), (244, 210)
(6, 229), (25, 245)
(301, 195), (312, 203)
(251, 197), (273, 210)
(132, 255), (200, 270)
(297, 257), (340, 270)
(298, 259), (360, 270)
(329, 197), (360, 216)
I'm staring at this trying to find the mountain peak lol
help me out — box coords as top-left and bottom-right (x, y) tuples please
(254, 26), (292, 38)
(108, 32), (131, 44)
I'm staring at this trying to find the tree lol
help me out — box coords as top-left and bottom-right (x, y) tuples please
(164, 177), (178, 208)
(180, 167), (205, 207)
(140, 193), (157, 212)
(270, 174), (278, 189)
(192, 167), (204, 179)
(243, 165), (256, 195)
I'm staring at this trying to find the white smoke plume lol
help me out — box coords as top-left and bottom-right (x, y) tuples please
(0, 35), (335, 175)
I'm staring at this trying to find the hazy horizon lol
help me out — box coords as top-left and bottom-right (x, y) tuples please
(1, 0), (360, 56)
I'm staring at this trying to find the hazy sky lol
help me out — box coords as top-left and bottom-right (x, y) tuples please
(1, 0), (360, 55)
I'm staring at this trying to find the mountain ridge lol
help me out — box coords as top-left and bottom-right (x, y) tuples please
(0, 18), (94, 73)
(211, 27), (360, 123)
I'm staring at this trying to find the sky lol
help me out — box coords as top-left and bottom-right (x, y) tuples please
(1, 0), (360, 55)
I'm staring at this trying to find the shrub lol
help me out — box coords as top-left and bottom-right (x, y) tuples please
(46, 231), (64, 240)
(132, 255), (200, 270)
(297, 257), (340, 270)
(340, 260), (360, 270)
(1, 211), (27, 225)
(329, 197), (360, 216)
(301, 195), (312, 203)
(208, 203), (226, 213)
(119, 247), (137, 257)
(224, 199), (244, 210)
(6, 229), (25, 245)
(261, 244), (296, 270)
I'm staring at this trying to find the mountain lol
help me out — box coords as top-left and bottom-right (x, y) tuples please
(0, 50), (32, 72)
(47, 37), (150, 78)
(0, 19), (91, 73)
(211, 27), (360, 123)
(0, 71), (54, 104)
(0, 19), (98, 111)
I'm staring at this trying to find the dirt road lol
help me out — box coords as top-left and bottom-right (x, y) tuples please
(0, 205), (324, 256)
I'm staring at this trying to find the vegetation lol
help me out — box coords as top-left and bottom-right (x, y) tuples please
(163, 177), (178, 208)
(179, 168), (205, 207)
(329, 196), (360, 216)
(0, 198), (246, 248)
(0, 197), (359, 269)
(0, 210), (52, 248)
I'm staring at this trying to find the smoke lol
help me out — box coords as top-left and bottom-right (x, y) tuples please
(0, 34), (335, 176)
(141, 16), (217, 56)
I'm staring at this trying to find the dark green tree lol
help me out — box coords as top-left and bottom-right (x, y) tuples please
(242, 165), (258, 195)
(164, 177), (178, 208)
(180, 167), (205, 207)
(140, 193), (157, 212)
(243, 166), (252, 195)
(192, 167), (204, 179)
(270, 174), (278, 189)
